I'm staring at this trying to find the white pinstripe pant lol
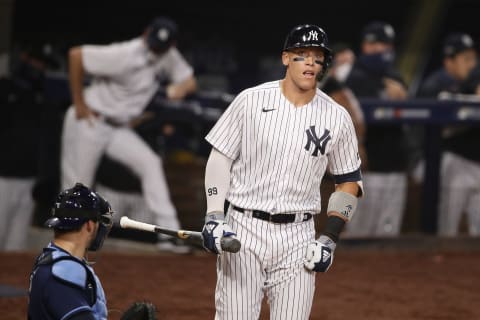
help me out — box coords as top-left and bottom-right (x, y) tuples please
(343, 172), (407, 237)
(438, 152), (480, 236)
(95, 184), (154, 225)
(215, 207), (316, 320)
(61, 107), (180, 230)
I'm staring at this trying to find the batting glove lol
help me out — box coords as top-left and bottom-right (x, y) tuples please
(202, 213), (236, 254)
(304, 235), (336, 272)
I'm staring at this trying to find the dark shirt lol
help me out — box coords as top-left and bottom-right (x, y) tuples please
(0, 78), (41, 177)
(417, 68), (460, 97)
(28, 243), (107, 320)
(419, 67), (480, 162)
(346, 60), (408, 172)
(321, 77), (344, 95)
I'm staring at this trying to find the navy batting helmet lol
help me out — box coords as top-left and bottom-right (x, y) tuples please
(283, 24), (333, 79)
(45, 183), (114, 251)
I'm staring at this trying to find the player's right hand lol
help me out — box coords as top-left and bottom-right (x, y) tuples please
(75, 101), (97, 125)
(202, 216), (236, 254)
(304, 235), (336, 272)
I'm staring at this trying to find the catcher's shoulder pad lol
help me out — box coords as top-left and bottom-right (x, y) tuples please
(51, 257), (89, 289)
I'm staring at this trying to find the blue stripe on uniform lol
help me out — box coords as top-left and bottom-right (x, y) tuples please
(333, 168), (362, 184)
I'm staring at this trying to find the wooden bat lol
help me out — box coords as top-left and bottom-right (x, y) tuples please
(119, 216), (241, 253)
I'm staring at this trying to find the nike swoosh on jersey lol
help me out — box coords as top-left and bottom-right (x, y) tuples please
(262, 108), (276, 112)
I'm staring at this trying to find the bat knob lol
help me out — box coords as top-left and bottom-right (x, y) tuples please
(119, 216), (130, 228)
(221, 237), (241, 253)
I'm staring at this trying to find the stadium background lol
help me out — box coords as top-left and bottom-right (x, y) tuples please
(7, 0), (480, 92)
(1, 0), (480, 319)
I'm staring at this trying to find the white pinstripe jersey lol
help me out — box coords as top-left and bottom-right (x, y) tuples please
(206, 80), (361, 214)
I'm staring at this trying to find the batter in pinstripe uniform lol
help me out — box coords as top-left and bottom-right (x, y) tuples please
(201, 24), (363, 319)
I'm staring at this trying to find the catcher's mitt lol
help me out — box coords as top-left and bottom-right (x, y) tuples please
(120, 301), (157, 320)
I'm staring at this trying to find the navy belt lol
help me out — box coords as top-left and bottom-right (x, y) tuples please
(92, 111), (125, 127)
(231, 205), (312, 224)
(103, 117), (125, 127)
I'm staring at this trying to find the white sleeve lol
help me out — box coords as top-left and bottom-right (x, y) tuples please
(205, 91), (246, 159)
(82, 43), (129, 77)
(327, 111), (362, 175)
(205, 148), (233, 214)
(162, 47), (194, 84)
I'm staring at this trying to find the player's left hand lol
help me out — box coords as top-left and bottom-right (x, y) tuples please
(304, 235), (336, 272)
(202, 216), (236, 254)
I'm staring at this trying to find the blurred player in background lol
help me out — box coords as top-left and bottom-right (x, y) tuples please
(0, 46), (47, 250)
(320, 43), (366, 167)
(328, 43), (356, 84)
(344, 21), (408, 237)
(61, 16), (196, 252)
(418, 33), (479, 236)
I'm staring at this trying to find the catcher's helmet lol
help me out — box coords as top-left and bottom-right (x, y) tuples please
(283, 24), (333, 79)
(45, 183), (114, 251)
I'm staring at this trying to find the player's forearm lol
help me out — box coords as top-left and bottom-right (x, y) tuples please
(167, 76), (197, 100)
(205, 148), (233, 215)
(68, 46), (86, 106)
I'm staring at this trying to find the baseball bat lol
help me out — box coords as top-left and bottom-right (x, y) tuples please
(119, 216), (241, 253)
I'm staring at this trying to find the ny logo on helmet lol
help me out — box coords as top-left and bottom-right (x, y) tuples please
(307, 30), (319, 41)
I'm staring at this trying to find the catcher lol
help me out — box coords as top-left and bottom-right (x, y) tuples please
(27, 183), (157, 320)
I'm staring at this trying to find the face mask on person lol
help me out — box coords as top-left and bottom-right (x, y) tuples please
(358, 50), (395, 74)
(333, 63), (353, 82)
(88, 212), (113, 252)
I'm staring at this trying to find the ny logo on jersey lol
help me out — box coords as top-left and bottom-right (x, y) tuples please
(307, 30), (319, 41)
(304, 126), (331, 157)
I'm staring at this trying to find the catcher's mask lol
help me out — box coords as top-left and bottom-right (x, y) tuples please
(283, 24), (333, 80)
(45, 182), (114, 251)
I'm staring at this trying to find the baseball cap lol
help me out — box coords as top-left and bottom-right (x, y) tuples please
(361, 21), (395, 44)
(146, 16), (178, 52)
(443, 33), (475, 57)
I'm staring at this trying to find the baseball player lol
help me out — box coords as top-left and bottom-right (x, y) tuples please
(0, 47), (46, 250)
(343, 21), (408, 237)
(28, 183), (158, 320)
(418, 33), (479, 236)
(61, 16), (196, 250)
(28, 183), (114, 319)
(201, 24), (363, 319)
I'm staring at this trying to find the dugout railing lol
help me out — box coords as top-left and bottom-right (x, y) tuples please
(358, 96), (480, 234)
